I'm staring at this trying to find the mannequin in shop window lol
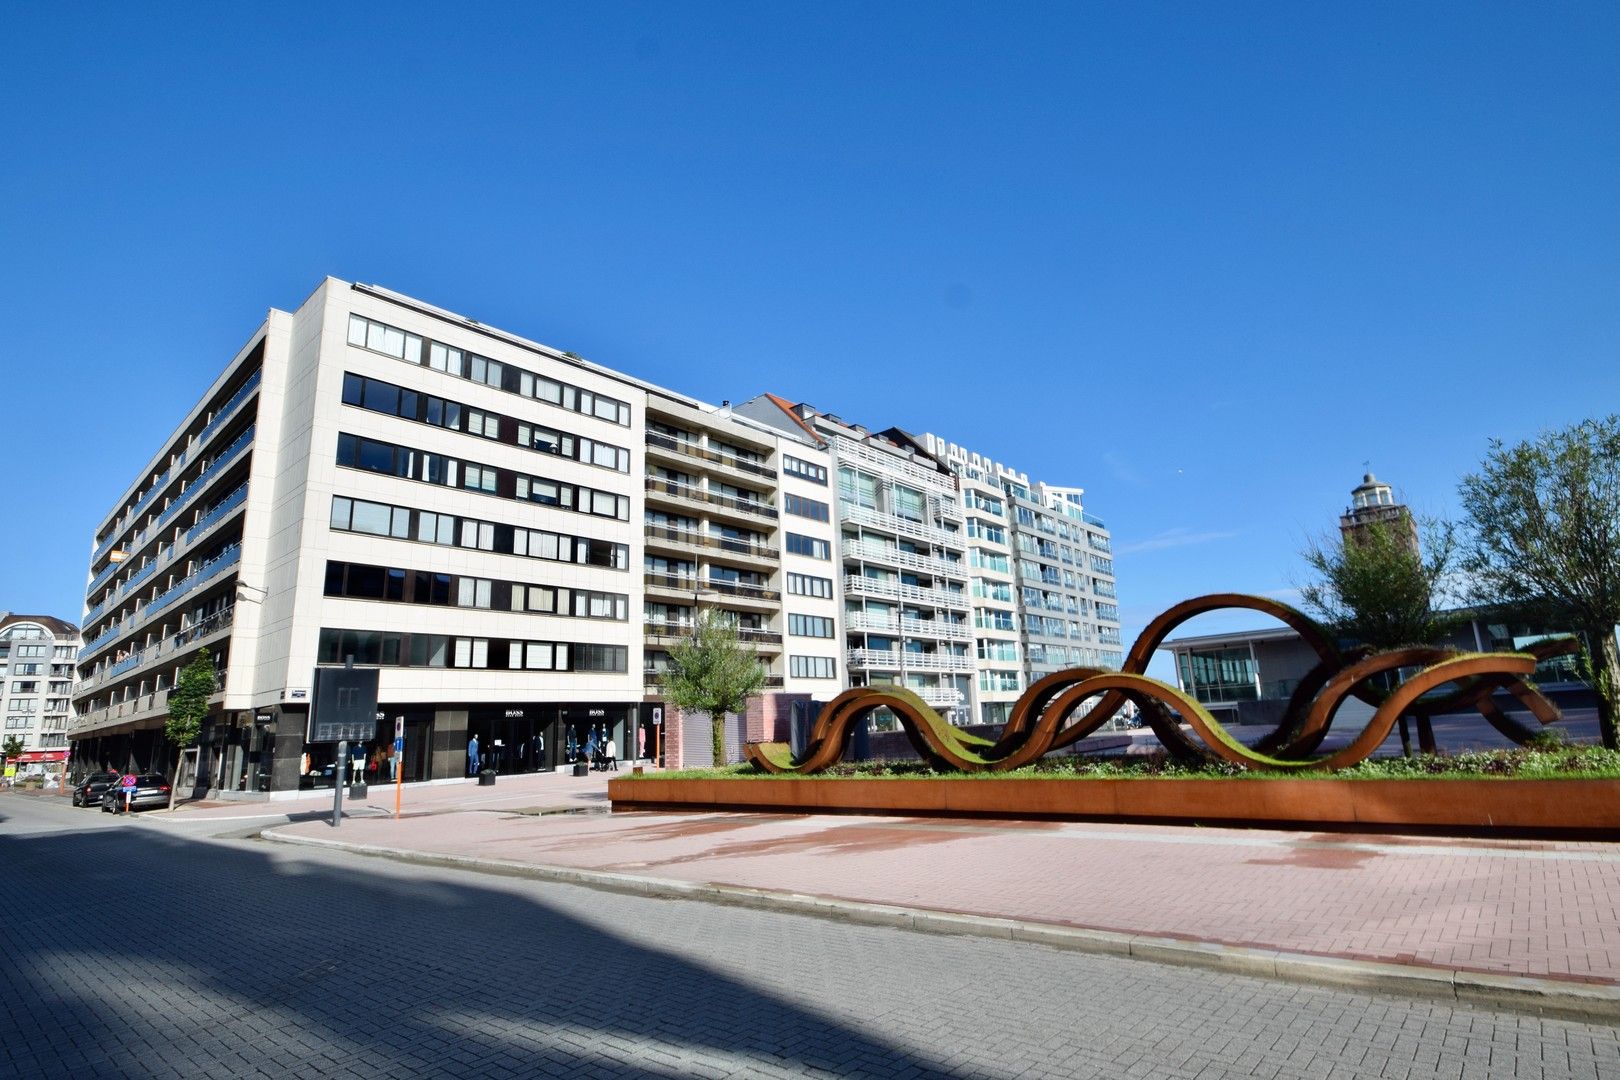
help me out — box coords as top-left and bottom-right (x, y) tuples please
(467, 734), (480, 776)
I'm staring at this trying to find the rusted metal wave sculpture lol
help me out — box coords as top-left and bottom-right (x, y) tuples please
(745, 593), (1579, 775)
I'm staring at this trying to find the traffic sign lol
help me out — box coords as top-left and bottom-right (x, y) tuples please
(121, 774), (137, 788)
(394, 737), (404, 753)
(394, 717), (404, 740)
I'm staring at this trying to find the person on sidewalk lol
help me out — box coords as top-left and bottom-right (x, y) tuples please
(604, 738), (617, 771)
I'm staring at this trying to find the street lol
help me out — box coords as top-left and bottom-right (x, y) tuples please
(2, 792), (1617, 1079)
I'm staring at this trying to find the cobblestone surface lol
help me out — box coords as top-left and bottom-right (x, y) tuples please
(3, 794), (1618, 1079)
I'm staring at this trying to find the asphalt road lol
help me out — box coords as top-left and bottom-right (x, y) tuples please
(2, 793), (1617, 1079)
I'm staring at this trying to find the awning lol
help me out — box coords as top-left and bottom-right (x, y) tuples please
(13, 750), (69, 763)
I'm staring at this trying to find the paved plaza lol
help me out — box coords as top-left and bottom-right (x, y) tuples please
(3, 786), (1620, 1078)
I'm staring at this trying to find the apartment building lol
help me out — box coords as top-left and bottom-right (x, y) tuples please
(640, 393), (838, 763)
(1, 613), (80, 778)
(737, 400), (976, 722)
(920, 436), (1123, 688)
(70, 279), (834, 793)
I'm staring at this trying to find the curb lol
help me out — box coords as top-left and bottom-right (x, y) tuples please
(261, 828), (1620, 1024)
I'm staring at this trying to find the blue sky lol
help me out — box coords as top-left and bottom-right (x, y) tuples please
(2, 3), (1616, 661)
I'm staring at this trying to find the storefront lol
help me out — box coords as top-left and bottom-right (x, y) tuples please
(7, 749), (68, 786)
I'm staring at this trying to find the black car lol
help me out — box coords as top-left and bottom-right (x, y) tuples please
(100, 774), (172, 813)
(72, 771), (123, 808)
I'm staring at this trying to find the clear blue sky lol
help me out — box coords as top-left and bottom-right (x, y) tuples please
(2, 3), (1616, 660)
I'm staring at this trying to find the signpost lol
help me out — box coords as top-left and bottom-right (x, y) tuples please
(652, 706), (664, 769)
(393, 717), (404, 818)
(307, 660), (379, 828)
(121, 773), (137, 814)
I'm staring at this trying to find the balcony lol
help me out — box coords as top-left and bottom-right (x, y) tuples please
(645, 431), (776, 481)
(78, 605), (236, 693)
(702, 577), (780, 604)
(839, 504), (959, 549)
(843, 540), (965, 580)
(644, 524), (778, 564)
(910, 686), (964, 707)
(184, 483), (249, 546)
(847, 648), (975, 674)
(146, 544), (242, 621)
(843, 575), (969, 611)
(151, 425), (255, 535)
(844, 612), (972, 641)
(645, 477), (778, 521)
(193, 369), (261, 454)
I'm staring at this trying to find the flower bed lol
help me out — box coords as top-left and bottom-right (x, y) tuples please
(610, 750), (1620, 835)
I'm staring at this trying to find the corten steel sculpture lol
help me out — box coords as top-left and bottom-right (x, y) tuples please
(746, 593), (1578, 775)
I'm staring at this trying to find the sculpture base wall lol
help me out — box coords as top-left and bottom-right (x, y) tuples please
(609, 776), (1620, 836)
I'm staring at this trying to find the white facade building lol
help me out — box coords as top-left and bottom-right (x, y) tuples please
(70, 280), (839, 790)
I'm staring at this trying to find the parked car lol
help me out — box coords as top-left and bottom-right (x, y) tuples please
(99, 774), (172, 813)
(72, 771), (123, 808)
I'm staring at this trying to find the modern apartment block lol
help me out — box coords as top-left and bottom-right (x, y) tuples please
(640, 393), (838, 763)
(70, 279), (836, 792)
(1, 613), (80, 778)
(920, 435), (1124, 690)
(737, 400), (977, 722)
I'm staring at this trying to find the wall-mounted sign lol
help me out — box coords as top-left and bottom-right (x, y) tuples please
(505, 709), (524, 718)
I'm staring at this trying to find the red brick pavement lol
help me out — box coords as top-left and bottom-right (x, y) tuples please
(271, 807), (1620, 985)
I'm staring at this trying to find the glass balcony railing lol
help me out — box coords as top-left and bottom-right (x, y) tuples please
(80, 624), (122, 659)
(185, 483), (248, 545)
(146, 544), (242, 617)
(194, 370), (261, 450)
(152, 425), (254, 534)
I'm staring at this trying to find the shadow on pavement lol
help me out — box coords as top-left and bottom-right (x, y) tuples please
(0, 813), (962, 1078)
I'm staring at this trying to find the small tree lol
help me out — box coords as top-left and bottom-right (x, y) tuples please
(1, 734), (23, 780)
(663, 608), (767, 766)
(1457, 416), (1620, 750)
(166, 652), (216, 808)
(1300, 517), (1461, 648)
(1300, 516), (1460, 753)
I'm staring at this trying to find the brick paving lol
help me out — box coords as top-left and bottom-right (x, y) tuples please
(271, 807), (1620, 984)
(3, 792), (1619, 1079)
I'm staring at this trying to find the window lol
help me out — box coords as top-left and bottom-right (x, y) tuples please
(788, 614), (835, 638)
(785, 533), (830, 560)
(782, 455), (827, 485)
(332, 496), (629, 573)
(462, 464), (498, 493)
(783, 493), (830, 521)
(348, 314), (422, 362)
(787, 573), (834, 598)
(789, 655), (837, 679)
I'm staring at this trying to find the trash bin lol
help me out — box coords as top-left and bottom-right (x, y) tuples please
(478, 769), (497, 786)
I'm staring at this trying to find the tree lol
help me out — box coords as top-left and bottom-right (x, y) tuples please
(166, 652), (216, 808)
(663, 608), (767, 766)
(1299, 517), (1460, 753)
(1, 735), (23, 778)
(1457, 416), (1620, 750)
(1300, 517), (1461, 649)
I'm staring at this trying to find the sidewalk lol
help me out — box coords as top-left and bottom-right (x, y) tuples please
(264, 801), (1620, 1018)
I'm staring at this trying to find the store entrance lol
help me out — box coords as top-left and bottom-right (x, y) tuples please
(469, 707), (554, 775)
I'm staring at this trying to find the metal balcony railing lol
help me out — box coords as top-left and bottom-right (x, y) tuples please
(844, 612), (972, 641)
(843, 575), (969, 610)
(844, 540), (965, 580)
(643, 524), (778, 561)
(645, 477), (778, 520)
(838, 504), (960, 549)
(193, 370), (261, 453)
(847, 648), (975, 673)
(645, 431), (776, 480)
